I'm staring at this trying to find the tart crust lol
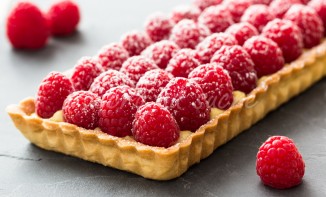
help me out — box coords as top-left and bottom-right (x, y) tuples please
(6, 40), (326, 180)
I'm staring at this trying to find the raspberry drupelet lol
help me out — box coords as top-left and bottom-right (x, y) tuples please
(193, 0), (223, 11)
(251, 0), (273, 5)
(222, 0), (253, 23)
(145, 12), (174, 42)
(269, 0), (303, 18)
(225, 22), (259, 46)
(170, 5), (201, 24)
(309, 0), (326, 35)
(121, 31), (153, 56)
(96, 43), (129, 71)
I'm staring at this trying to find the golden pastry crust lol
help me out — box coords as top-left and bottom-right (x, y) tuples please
(6, 40), (326, 180)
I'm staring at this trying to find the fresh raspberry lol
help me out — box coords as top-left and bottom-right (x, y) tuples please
(144, 12), (173, 42)
(198, 5), (234, 33)
(284, 4), (324, 49)
(121, 31), (153, 56)
(47, 0), (80, 36)
(136, 69), (173, 102)
(96, 43), (129, 71)
(240, 5), (275, 32)
(262, 19), (303, 63)
(222, 0), (253, 22)
(36, 72), (74, 118)
(309, 0), (326, 35)
(157, 77), (210, 132)
(170, 5), (201, 24)
(243, 36), (285, 77)
(251, 0), (272, 5)
(6, 2), (49, 49)
(120, 56), (159, 83)
(166, 49), (200, 78)
(89, 70), (134, 98)
(62, 91), (100, 129)
(301, 0), (311, 4)
(256, 136), (305, 189)
(170, 19), (211, 49)
(193, 0), (223, 11)
(195, 33), (238, 64)
(269, 0), (303, 18)
(225, 22), (259, 45)
(211, 45), (257, 93)
(141, 40), (180, 69)
(99, 86), (144, 137)
(188, 63), (234, 109)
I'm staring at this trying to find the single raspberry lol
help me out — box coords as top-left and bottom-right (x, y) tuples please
(193, 0), (223, 11)
(170, 5), (201, 24)
(198, 5), (234, 33)
(222, 0), (253, 22)
(188, 63), (234, 110)
(120, 31), (153, 56)
(47, 0), (80, 36)
(145, 12), (173, 42)
(99, 86), (144, 137)
(166, 49), (200, 78)
(284, 4), (324, 49)
(262, 19), (303, 63)
(120, 56), (159, 83)
(36, 72), (74, 118)
(157, 77), (210, 132)
(309, 0), (326, 35)
(243, 36), (285, 77)
(269, 0), (303, 18)
(251, 0), (273, 5)
(170, 19), (211, 49)
(241, 5), (275, 32)
(89, 70), (134, 98)
(211, 45), (258, 93)
(141, 40), (180, 69)
(256, 136), (305, 189)
(6, 2), (49, 49)
(225, 22), (259, 45)
(96, 43), (129, 71)
(62, 91), (100, 129)
(195, 33), (238, 64)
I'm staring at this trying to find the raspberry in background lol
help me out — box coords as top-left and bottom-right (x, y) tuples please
(36, 72), (74, 118)
(170, 5), (201, 24)
(251, 0), (272, 5)
(222, 0), (253, 22)
(193, 0), (223, 11)
(241, 4), (275, 32)
(6, 2), (49, 49)
(63, 91), (100, 129)
(309, 0), (326, 35)
(269, 0), (303, 18)
(225, 22), (259, 46)
(256, 136), (305, 189)
(47, 0), (80, 36)
(284, 4), (324, 49)
(121, 31), (153, 56)
(96, 43), (129, 71)
(145, 13), (173, 42)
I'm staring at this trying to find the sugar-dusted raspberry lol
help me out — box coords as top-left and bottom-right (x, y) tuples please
(99, 86), (144, 137)
(198, 5), (234, 33)
(301, 0), (311, 4)
(269, 0), (303, 18)
(243, 36), (285, 77)
(120, 56), (159, 83)
(157, 77), (210, 132)
(96, 43), (129, 71)
(89, 70), (134, 98)
(121, 31), (153, 56)
(222, 0), (253, 22)
(193, 0), (223, 11)
(309, 0), (326, 35)
(136, 69), (173, 102)
(251, 0), (272, 5)
(256, 136), (305, 189)
(166, 49), (200, 78)
(188, 63), (234, 109)
(141, 40), (180, 69)
(62, 91), (100, 129)
(170, 19), (211, 49)
(6, 2), (49, 49)
(241, 5), (275, 32)
(145, 12), (173, 42)
(225, 22), (259, 45)
(36, 72), (74, 118)
(262, 19), (303, 63)
(171, 5), (201, 24)
(195, 33), (238, 64)
(211, 45), (257, 93)
(284, 4), (324, 49)
(71, 57), (103, 91)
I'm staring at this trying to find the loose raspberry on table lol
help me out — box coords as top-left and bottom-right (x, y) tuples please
(145, 12), (173, 42)
(6, 2), (49, 49)
(269, 0), (303, 18)
(96, 43), (129, 71)
(256, 136), (305, 189)
(136, 69), (173, 102)
(222, 0), (253, 22)
(170, 5), (201, 24)
(89, 69), (134, 98)
(284, 4), (324, 49)
(189, 63), (234, 110)
(193, 0), (223, 11)
(132, 102), (180, 148)
(166, 49), (200, 78)
(71, 57), (104, 91)
(262, 19), (303, 63)
(62, 91), (100, 129)
(141, 40), (179, 69)
(225, 22), (259, 46)
(243, 36), (285, 77)
(99, 86), (144, 137)
(120, 31), (153, 56)
(157, 77), (210, 132)
(36, 72), (74, 118)
(309, 0), (326, 35)
(211, 45), (257, 94)
(241, 4), (275, 32)
(251, 0), (273, 5)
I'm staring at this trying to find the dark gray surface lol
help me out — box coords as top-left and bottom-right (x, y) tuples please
(1, 0), (326, 196)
